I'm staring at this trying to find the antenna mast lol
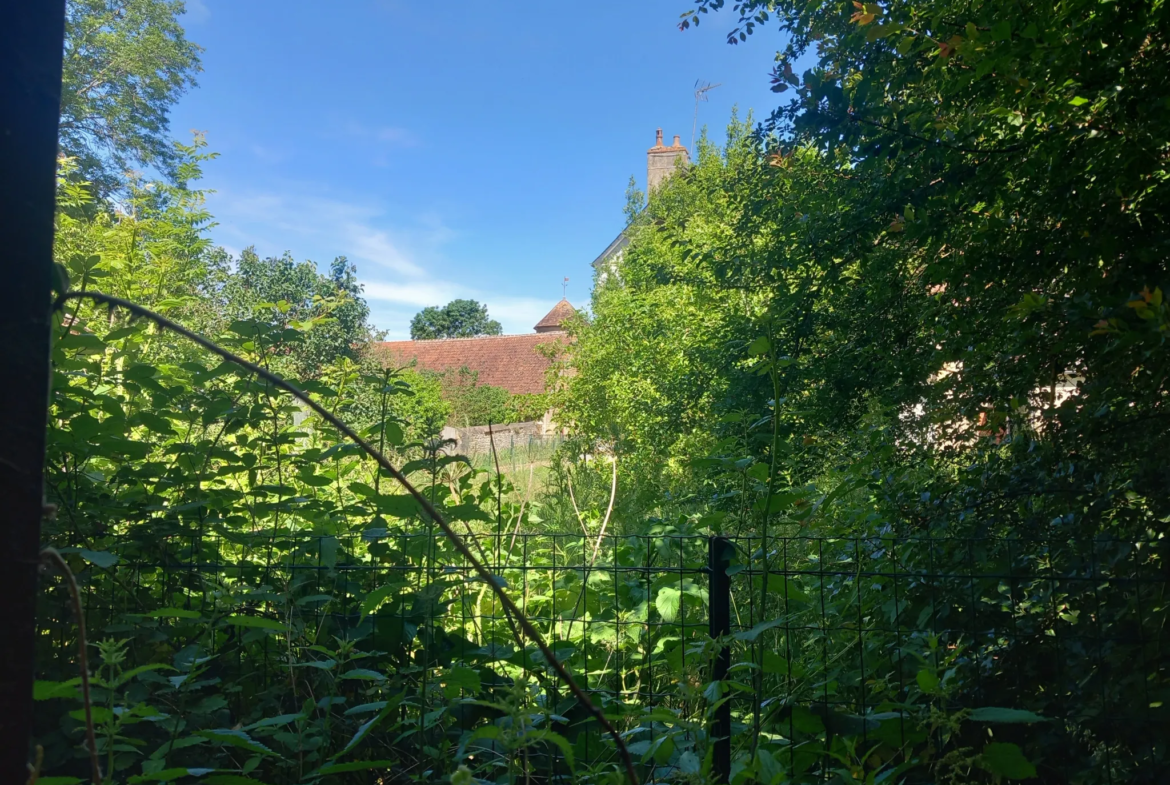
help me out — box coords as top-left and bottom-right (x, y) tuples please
(691, 80), (722, 153)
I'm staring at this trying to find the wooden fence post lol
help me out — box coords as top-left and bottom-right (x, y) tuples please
(709, 536), (732, 784)
(0, 0), (67, 779)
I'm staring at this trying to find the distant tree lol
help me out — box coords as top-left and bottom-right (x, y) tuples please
(623, 175), (645, 225)
(410, 299), (502, 340)
(60, 0), (203, 192)
(222, 248), (373, 377)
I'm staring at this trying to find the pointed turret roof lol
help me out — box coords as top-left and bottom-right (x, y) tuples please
(534, 299), (575, 333)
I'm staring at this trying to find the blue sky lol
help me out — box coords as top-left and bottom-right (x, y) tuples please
(172, 1), (784, 338)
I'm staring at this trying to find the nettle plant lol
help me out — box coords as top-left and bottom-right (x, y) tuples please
(35, 293), (651, 785)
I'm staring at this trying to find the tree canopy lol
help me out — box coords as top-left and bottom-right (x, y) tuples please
(221, 248), (375, 378)
(410, 298), (503, 340)
(60, 0), (202, 192)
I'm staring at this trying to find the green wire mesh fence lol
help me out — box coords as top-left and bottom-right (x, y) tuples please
(35, 530), (1170, 784)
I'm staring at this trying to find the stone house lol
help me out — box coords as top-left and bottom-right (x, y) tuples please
(593, 128), (690, 284)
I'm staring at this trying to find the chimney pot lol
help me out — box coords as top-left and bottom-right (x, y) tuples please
(647, 127), (691, 192)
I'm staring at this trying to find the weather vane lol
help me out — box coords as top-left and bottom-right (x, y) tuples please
(563, 277), (569, 298)
(692, 80), (722, 152)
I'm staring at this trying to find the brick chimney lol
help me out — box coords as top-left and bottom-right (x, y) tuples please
(647, 128), (689, 192)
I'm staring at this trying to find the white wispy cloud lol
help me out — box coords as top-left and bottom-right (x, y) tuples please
(207, 185), (556, 337)
(375, 126), (417, 146)
(211, 190), (426, 277)
(333, 121), (419, 149)
(362, 284), (554, 333)
(185, 0), (210, 23)
(362, 280), (462, 308)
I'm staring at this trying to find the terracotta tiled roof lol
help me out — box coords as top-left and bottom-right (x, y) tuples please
(534, 299), (576, 333)
(373, 333), (565, 395)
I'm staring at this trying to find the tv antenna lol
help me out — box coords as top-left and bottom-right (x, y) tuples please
(562, 277), (569, 299)
(692, 80), (722, 153)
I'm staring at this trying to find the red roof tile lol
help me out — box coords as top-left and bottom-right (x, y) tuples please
(373, 333), (565, 395)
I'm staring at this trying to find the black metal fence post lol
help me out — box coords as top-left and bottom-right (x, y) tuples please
(0, 1), (66, 780)
(709, 536), (732, 784)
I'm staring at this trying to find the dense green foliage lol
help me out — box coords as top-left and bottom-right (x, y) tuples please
(561, 0), (1170, 781)
(410, 300), (503, 341)
(222, 248), (375, 379)
(34, 0), (1170, 784)
(434, 368), (549, 429)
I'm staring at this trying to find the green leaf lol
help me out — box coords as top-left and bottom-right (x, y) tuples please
(360, 582), (408, 621)
(196, 729), (278, 757)
(1069, 96), (1090, 106)
(459, 723), (502, 759)
(122, 364), (158, 382)
(747, 336), (771, 356)
(916, 669), (941, 695)
(756, 492), (799, 514)
(226, 615), (288, 632)
(980, 742), (1037, 780)
(765, 574), (808, 604)
(757, 748), (782, 784)
(77, 549), (119, 569)
(34, 679), (81, 700)
(148, 608), (202, 619)
(373, 494), (421, 518)
(655, 585), (681, 622)
(451, 765), (473, 785)
(652, 734), (675, 765)
(60, 332), (106, 354)
(137, 411), (176, 435)
(734, 617), (785, 642)
(128, 769), (215, 783)
(298, 467), (334, 487)
(313, 760), (398, 777)
(442, 665), (481, 696)
(70, 707), (113, 723)
(761, 651), (789, 674)
(37, 779), (84, 785)
(968, 707), (1046, 724)
(339, 668), (386, 681)
(291, 659), (336, 670)
(115, 663), (177, 687)
(243, 713), (305, 730)
(204, 777), (272, 785)
(344, 701), (388, 716)
(519, 729), (575, 770)
(332, 694), (404, 759)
